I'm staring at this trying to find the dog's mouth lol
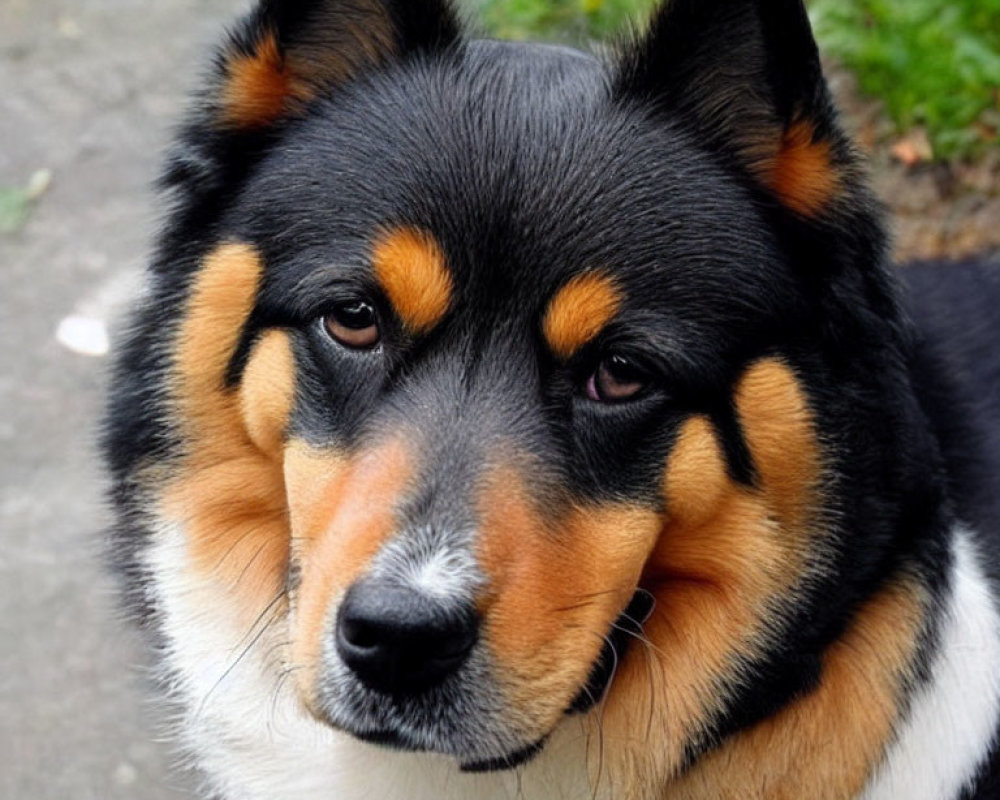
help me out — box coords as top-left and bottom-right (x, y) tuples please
(459, 738), (548, 772)
(568, 588), (655, 714)
(467, 588), (655, 771)
(352, 725), (546, 773)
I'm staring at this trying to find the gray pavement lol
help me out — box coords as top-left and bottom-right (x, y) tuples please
(1, 2), (245, 797)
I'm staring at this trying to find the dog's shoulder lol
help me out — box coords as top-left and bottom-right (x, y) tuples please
(902, 256), (1000, 798)
(904, 256), (1000, 417)
(902, 257), (1000, 546)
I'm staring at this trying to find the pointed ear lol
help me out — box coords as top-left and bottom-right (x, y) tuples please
(615, 0), (853, 219)
(163, 0), (460, 207)
(214, 0), (460, 130)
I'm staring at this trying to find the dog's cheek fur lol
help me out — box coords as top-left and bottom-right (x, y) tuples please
(160, 243), (295, 622)
(595, 358), (918, 796)
(670, 574), (926, 800)
(160, 238), (421, 719)
(475, 468), (661, 741)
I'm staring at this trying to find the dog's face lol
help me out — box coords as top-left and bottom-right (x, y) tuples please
(108, 0), (926, 793)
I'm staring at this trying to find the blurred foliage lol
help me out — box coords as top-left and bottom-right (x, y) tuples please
(478, 0), (656, 41)
(0, 170), (52, 234)
(477, 0), (1000, 160)
(810, 0), (1000, 159)
(0, 187), (31, 234)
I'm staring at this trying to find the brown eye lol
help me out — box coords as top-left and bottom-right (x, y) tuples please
(324, 300), (380, 349)
(586, 354), (647, 403)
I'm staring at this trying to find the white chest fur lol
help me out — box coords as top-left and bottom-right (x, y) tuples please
(861, 529), (1000, 800)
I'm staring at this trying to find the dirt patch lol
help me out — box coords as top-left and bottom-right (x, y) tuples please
(828, 62), (1000, 263)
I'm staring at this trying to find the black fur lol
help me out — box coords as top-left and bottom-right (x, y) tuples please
(904, 257), (1000, 799)
(103, 0), (1000, 794)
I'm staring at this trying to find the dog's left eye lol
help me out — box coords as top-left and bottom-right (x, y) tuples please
(585, 354), (648, 403)
(323, 299), (380, 349)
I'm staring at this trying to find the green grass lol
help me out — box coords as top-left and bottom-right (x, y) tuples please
(0, 170), (52, 234)
(0, 187), (32, 235)
(810, 0), (1000, 159)
(477, 0), (1000, 160)
(477, 0), (656, 42)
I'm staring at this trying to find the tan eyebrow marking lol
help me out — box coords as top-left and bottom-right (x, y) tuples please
(372, 226), (453, 335)
(542, 271), (623, 360)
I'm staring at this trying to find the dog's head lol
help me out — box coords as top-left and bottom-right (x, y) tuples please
(107, 0), (937, 793)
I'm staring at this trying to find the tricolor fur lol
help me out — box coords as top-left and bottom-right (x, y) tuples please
(103, 1), (1000, 798)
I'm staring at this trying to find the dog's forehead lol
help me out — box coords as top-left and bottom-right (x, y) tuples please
(236, 39), (789, 343)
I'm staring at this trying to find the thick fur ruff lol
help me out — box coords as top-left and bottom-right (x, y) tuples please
(103, 1), (1000, 798)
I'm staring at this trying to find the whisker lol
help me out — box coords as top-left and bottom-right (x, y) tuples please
(610, 599), (663, 743)
(590, 631), (620, 800)
(211, 519), (274, 573)
(233, 539), (272, 586)
(565, 623), (620, 800)
(267, 662), (306, 737)
(227, 589), (288, 659)
(552, 589), (621, 613)
(609, 617), (667, 662)
(196, 592), (287, 719)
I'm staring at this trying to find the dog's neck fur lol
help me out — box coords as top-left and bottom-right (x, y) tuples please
(861, 529), (1000, 800)
(150, 518), (1000, 800)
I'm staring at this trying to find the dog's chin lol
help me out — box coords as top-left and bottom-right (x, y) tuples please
(336, 719), (548, 772)
(458, 738), (548, 772)
(352, 726), (548, 772)
(314, 686), (552, 771)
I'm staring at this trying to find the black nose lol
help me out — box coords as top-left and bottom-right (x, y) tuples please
(335, 581), (478, 696)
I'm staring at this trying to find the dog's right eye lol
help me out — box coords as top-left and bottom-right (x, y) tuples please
(323, 300), (380, 349)
(585, 354), (648, 403)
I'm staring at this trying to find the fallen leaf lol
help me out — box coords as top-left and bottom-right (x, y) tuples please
(891, 129), (933, 166)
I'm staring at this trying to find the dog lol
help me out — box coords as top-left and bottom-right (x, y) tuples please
(102, 0), (1000, 797)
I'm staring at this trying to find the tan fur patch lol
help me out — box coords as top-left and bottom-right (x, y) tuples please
(598, 359), (828, 791)
(172, 243), (263, 442)
(219, 9), (395, 129)
(735, 357), (823, 530)
(240, 329), (297, 458)
(164, 243), (293, 622)
(372, 227), (453, 335)
(285, 437), (413, 705)
(220, 30), (311, 129)
(765, 119), (840, 218)
(476, 467), (661, 742)
(662, 574), (926, 800)
(542, 272), (623, 360)
(662, 416), (729, 528)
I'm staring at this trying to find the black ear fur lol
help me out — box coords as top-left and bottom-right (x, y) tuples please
(217, 0), (461, 130)
(163, 0), (459, 204)
(615, 0), (856, 220)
